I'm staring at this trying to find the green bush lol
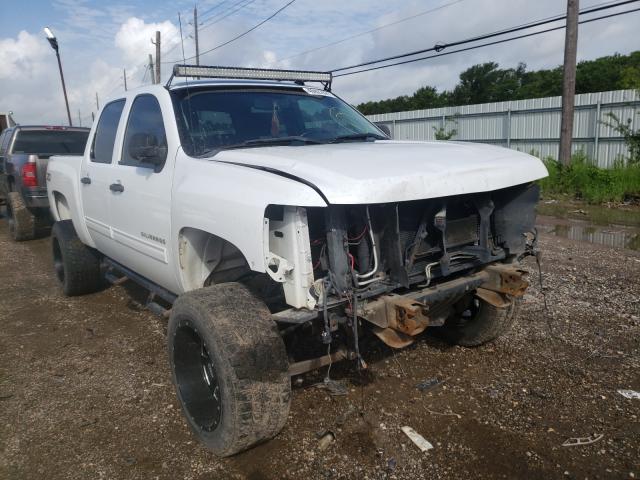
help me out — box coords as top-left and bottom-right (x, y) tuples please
(539, 152), (640, 203)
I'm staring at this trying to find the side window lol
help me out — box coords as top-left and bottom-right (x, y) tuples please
(121, 95), (167, 171)
(91, 99), (125, 163)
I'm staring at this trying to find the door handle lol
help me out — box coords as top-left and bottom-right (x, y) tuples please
(109, 183), (124, 192)
(80, 176), (91, 185)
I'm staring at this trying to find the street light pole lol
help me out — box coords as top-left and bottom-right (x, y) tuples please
(44, 27), (72, 127)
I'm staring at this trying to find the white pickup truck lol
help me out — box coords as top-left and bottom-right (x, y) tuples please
(46, 65), (547, 456)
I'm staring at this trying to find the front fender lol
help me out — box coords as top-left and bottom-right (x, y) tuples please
(171, 154), (326, 290)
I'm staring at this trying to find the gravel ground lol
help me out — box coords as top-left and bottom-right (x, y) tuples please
(0, 213), (639, 480)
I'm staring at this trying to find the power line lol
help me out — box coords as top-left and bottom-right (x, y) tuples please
(162, 0), (258, 61)
(198, 0), (260, 33)
(332, 0), (640, 74)
(198, 1), (234, 23)
(198, 0), (255, 26)
(163, 0), (296, 64)
(333, 6), (640, 78)
(279, 0), (467, 64)
(278, 0), (621, 65)
(199, 0), (231, 19)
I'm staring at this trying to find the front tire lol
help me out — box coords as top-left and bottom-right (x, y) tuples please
(168, 283), (291, 457)
(51, 220), (104, 296)
(440, 293), (520, 346)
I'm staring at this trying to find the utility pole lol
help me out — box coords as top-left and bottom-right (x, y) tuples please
(559, 0), (579, 166)
(152, 31), (161, 84)
(78, 110), (81, 127)
(194, 6), (200, 66)
(92, 112), (95, 122)
(123, 68), (128, 91)
(148, 53), (156, 84)
(95, 92), (99, 111)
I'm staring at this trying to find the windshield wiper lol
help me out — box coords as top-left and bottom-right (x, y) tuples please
(240, 136), (326, 147)
(330, 133), (386, 143)
(196, 136), (326, 157)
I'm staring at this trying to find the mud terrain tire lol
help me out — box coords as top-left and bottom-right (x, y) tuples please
(168, 283), (290, 457)
(440, 294), (520, 347)
(51, 220), (103, 296)
(7, 191), (36, 241)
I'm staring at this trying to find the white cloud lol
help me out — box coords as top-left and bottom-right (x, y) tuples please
(0, 31), (49, 80)
(115, 17), (180, 64)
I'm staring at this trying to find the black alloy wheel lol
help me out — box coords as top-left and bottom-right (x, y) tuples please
(173, 322), (222, 432)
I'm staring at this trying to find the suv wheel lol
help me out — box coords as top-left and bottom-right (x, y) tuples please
(168, 283), (291, 457)
(6, 191), (36, 241)
(440, 293), (520, 346)
(51, 220), (104, 296)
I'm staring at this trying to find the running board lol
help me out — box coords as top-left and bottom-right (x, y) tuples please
(102, 257), (175, 319)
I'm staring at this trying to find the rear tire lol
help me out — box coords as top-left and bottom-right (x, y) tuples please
(168, 283), (291, 457)
(7, 191), (36, 241)
(51, 220), (104, 296)
(440, 293), (520, 347)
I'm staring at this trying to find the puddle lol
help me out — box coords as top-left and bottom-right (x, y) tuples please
(537, 216), (640, 251)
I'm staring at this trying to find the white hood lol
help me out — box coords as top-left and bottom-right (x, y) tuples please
(212, 140), (548, 204)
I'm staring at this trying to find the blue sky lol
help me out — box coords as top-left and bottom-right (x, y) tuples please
(1, 0), (638, 125)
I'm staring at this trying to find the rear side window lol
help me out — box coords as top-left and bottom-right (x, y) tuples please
(11, 130), (89, 156)
(91, 99), (125, 164)
(121, 94), (167, 169)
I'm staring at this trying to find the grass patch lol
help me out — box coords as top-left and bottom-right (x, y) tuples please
(538, 152), (640, 203)
(536, 198), (640, 227)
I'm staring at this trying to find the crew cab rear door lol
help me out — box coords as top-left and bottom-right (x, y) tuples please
(80, 99), (126, 256)
(107, 93), (177, 290)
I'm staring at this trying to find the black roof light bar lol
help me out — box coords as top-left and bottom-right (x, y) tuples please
(167, 64), (333, 90)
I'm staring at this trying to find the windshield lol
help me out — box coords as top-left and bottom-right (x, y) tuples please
(11, 129), (89, 156)
(172, 87), (385, 156)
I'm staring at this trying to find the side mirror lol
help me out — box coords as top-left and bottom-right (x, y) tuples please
(128, 132), (167, 171)
(375, 123), (392, 139)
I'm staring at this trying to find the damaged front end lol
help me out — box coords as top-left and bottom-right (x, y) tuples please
(263, 182), (539, 374)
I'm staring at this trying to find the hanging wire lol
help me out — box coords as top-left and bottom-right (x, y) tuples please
(332, 0), (640, 74)
(163, 0), (296, 64)
(333, 2), (640, 77)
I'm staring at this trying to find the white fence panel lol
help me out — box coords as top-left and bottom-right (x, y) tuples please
(367, 89), (639, 167)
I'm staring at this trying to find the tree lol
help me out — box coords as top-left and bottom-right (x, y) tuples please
(451, 62), (501, 105)
(356, 51), (640, 115)
(413, 86), (445, 109)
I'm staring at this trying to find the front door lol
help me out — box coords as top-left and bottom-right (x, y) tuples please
(107, 94), (177, 292)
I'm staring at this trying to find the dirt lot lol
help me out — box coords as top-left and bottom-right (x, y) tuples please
(1, 212), (639, 480)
